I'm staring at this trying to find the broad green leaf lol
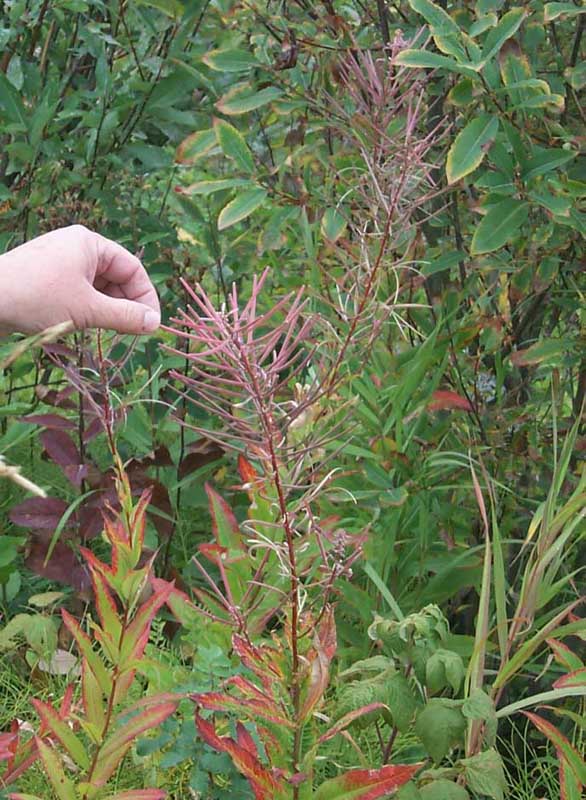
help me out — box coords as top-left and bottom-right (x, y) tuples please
(216, 86), (283, 115)
(321, 208), (347, 242)
(395, 50), (479, 77)
(203, 49), (260, 72)
(218, 188), (267, 230)
(35, 738), (76, 800)
(482, 7), (526, 63)
(178, 178), (253, 196)
(175, 129), (216, 164)
(407, 0), (468, 61)
(414, 699), (466, 763)
(0, 73), (27, 127)
(446, 115), (499, 184)
(134, 0), (184, 14)
(522, 148), (576, 181)
(314, 763), (421, 799)
(447, 78), (482, 106)
(460, 749), (506, 800)
(420, 781), (469, 799)
(470, 198), (529, 255)
(28, 591), (64, 608)
(214, 118), (254, 173)
(544, 2), (586, 22)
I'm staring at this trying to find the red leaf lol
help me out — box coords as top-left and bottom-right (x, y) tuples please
(195, 713), (283, 800)
(20, 414), (76, 430)
(236, 722), (258, 757)
(40, 429), (81, 468)
(428, 390), (473, 412)
(25, 537), (90, 591)
(178, 439), (223, 480)
(238, 454), (259, 484)
(553, 667), (586, 689)
(524, 712), (586, 786)
(299, 606), (337, 721)
(318, 703), (389, 745)
(313, 763), (422, 800)
(10, 497), (68, 530)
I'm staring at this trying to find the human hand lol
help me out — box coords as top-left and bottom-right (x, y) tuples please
(0, 225), (161, 335)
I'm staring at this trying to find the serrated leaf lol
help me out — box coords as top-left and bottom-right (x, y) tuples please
(415, 700), (466, 763)
(214, 118), (254, 172)
(394, 50), (479, 77)
(470, 198), (529, 255)
(446, 115), (499, 183)
(314, 763), (421, 799)
(420, 781), (469, 799)
(216, 86), (283, 115)
(460, 749), (506, 800)
(218, 188), (267, 230)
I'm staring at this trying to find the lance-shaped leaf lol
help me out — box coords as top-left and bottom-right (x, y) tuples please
(195, 713), (285, 800)
(313, 763), (422, 799)
(82, 660), (106, 733)
(61, 610), (112, 696)
(524, 712), (586, 785)
(31, 699), (90, 771)
(299, 606), (337, 721)
(554, 667), (586, 689)
(119, 580), (174, 664)
(83, 556), (122, 643)
(91, 701), (178, 786)
(194, 682), (292, 728)
(318, 703), (389, 745)
(547, 638), (584, 672)
(446, 115), (499, 184)
(101, 792), (167, 800)
(35, 737), (76, 800)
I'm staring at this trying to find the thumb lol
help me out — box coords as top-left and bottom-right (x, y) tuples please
(87, 291), (161, 334)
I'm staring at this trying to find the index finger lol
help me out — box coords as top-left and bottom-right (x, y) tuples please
(93, 233), (160, 314)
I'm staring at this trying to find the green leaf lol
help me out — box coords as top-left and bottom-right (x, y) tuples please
(321, 208), (347, 242)
(469, 14), (497, 37)
(522, 148), (576, 181)
(447, 78), (482, 106)
(31, 699), (90, 771)
(420, 781), (469, 800)
(203, 49), (260, 72)
(460, 749), (506, 800)
(0, 73), (27, 127)
(214, 119), (254, 173)
(218, 188), (267, 230)
(394, 50), (479, 77)
(35, 737), (76, 800)
(216, 86), (284, 115)
(565, 61), (586, 91)
(481, 7), (526, 63)
(134, 0), (184, 14)
(470, 198), (529, 255)
(544, 2), (586, 22)
(407, 0), (468, 61)
(414, 699), (466, 763)
(446, 115), (499, 184)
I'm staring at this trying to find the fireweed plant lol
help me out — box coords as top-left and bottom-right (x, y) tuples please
(160, 272), (424, 799)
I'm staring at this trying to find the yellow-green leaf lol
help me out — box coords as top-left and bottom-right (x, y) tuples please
(218, 188), (267, 230)
(446, 115), (499, 184)
(408, 0), (468, 61)
(35, 738), (76, 800)
(202, 49), (260, 72)
(175, 129), (216, 164)
(544, 2), (586, 22)
(216, 86), (283, 115)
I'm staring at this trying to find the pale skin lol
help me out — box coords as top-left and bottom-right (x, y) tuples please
(0, 225), (160, 336)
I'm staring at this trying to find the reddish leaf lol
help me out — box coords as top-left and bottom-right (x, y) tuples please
(101, 792), (167, 800)
(553, 667), (586, 689)
(25, 538), (90, 591)
(194, 687), (292, 727)
(10, 497), (68, 530)
(524, 712), (586, 786)
(206, 484), (243, 551)
(20, 414), (76, 430)
(299, 606), (337, 721)
(318, 703), (389, 745)
(178, 440), (223, 480)
(40, 429), (81, 469)
(236, 722), (258, 757)
(428, 390), (473, 412)
(238, 454), (259, 484)
(313, 763), (422, 799)
(547, 638), (584, 672)
(195, 713), (284, 800)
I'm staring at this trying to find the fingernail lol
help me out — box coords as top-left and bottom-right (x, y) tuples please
(143, 310), (161, 333)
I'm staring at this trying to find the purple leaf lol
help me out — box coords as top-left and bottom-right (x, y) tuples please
(40, 430), (81, 469)
(20, 414), (76, 431)
(10, 497), (69, 530)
